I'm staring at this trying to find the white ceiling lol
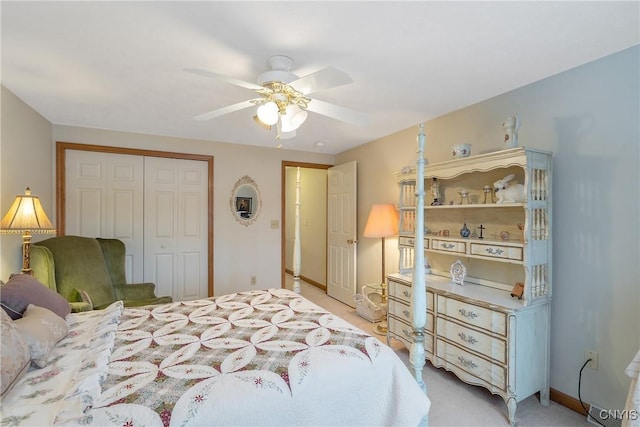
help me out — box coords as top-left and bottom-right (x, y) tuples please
(2, 1), (638, 154)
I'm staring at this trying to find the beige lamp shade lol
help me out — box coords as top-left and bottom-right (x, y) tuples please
(363, 204), (399, 238)
(0, 188), (55, 233)
(1, 187), (56, 274)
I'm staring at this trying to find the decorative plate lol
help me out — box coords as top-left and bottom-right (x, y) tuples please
(450, 259), (466, 285)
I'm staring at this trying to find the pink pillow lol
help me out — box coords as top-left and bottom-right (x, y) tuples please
(0, 274), (71, 320)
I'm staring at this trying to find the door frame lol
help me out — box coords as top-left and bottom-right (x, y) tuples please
(280, 161), (331, 290)
(55, 141), (215, 296)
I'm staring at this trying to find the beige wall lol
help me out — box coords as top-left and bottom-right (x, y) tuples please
(284, 167), (327, 285)
(51, 126), (335, 296)
(0, 87), (54, 279)
(337, 46), (640, 412)
(0, 97), (336, 295)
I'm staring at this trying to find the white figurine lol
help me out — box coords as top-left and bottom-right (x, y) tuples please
(431, 178), (441, 205)
(502, 114), (521, 149)
(493, 174), (526, 203)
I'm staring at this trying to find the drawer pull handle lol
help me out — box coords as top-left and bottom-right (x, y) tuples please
(402, 309), (410, 318)
(403, 290), (411, 298)
(458, 308), (479, 319)
(458, 356), (477, 369)
(458, 332), (478, 345)
(442, 243), (455, 250)
(402, 329), (413, 339)
(486, 247), (504, 255)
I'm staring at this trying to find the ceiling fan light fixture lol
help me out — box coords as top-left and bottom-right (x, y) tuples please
(279, 104), (308, 132)
(277, 118), (297, 139)
(253, 115), (272, 131)
(290, 108), (308, 129)
(256, 102), (279, 125)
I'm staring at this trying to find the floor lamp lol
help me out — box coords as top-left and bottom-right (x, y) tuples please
(363, 203), (399, 334)
(0, 188), (56, 274)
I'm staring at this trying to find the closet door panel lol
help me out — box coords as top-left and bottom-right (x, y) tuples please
(77, 188), (103, 237)
(65, 150), (145, 283)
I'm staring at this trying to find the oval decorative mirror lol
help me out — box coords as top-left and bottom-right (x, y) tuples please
(230, 175), (262, 226)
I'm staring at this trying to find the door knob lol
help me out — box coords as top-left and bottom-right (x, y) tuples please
(347, 239), (358, 244)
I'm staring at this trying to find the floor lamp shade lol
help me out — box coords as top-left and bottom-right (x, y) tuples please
(363, 204), (399, 238)
(363, 203), (399, 284)
(0, 187), (56, 273)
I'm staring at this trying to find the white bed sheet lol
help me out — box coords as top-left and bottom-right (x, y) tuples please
(0, 290), (430, 426)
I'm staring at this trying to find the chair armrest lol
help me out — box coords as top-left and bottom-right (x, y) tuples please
(70, 302), (93, 313)
(114, 282), (157, 300)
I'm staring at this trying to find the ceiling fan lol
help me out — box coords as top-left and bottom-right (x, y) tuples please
(185, 55), (368, 139)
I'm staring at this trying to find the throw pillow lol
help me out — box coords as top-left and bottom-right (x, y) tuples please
(0, 309), (31, 396)
(0, 273), (71, 320)
(14, 304), (69, 368)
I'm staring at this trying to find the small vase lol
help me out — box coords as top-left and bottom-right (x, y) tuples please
(460, 222), (470, 238)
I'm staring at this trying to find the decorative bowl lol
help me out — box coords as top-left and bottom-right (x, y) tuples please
(451, 143), (471, 158)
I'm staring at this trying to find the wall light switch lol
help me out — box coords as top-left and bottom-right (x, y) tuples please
(271, 220), (279, 229)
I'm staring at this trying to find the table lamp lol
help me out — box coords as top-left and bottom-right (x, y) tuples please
(363, 203), (399, 334)
(0, 188), (57, 274)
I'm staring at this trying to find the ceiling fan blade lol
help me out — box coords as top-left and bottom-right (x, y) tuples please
(306, 99), (369, 126)
(194, 99), (257, 121)
(290, 67), (353, 95)
(184, 68), (264, 91)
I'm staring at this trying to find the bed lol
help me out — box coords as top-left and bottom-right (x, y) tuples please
(1, 288), (429, 426)
(2, 141), (430, 426)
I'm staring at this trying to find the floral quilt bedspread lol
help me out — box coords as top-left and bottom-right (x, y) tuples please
(2, 289), (429, 426)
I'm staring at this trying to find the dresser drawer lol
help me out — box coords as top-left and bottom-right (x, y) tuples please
(398, 236), (429, 249)
(436, 338), (506, 391)
(470, 242), (523, 261)
(389, 300), (434, 333)
(388, 317), (434, 354)
(436, 317), (506, 364)
(437, 296), (507, 337)
(431, 239), (467, 254)
(388, 280), (434, 310)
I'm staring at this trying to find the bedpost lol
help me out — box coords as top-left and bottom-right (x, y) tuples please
(293, 167), (301, 294)
(411, 123), (427, 393)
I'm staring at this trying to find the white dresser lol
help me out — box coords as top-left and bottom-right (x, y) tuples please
(388, 147), (552, 424)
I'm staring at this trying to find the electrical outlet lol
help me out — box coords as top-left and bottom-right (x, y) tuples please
(251, 276), (257, 286)
(585, 350), (598, 370)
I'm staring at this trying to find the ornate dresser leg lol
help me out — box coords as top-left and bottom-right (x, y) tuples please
(507, 398), (517, 425)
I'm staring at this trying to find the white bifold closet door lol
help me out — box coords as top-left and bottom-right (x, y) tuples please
(65, 150), (208, 301)
(143, 156), (208, 301)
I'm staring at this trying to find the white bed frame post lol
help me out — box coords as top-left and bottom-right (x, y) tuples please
(411, 124), (427, 393)
(293, 167), (302, 294)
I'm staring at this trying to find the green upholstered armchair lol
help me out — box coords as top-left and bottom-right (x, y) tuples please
(31, 235), (172, 312)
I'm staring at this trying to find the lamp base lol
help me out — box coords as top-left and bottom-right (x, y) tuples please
(21, 231), (33, 274)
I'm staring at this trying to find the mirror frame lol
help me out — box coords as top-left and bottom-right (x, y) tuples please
(230, 175), (262, 226)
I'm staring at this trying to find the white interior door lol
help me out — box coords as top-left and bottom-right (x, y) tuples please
(144, 157), (208, 301)
(65, 150), (145, 282)
(327, 161), (357, 306)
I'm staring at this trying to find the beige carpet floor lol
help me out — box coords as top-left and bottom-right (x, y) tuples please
(285, 276), (589, 426)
